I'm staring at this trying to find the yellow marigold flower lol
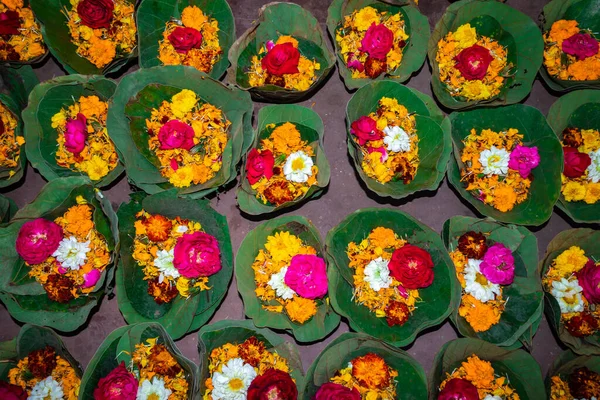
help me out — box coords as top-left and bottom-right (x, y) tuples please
(550, 375), (572, 400)
(16, 136), (25, 146)
(181, 5), (207, 31)
(461, 80), (493, 101)
(581, 129), (600, 153)
(492, 183), (518, 212)
(555, 246), (588, 274)
(453, 23), (478, 48)
(562, 181), (587, 202)
(169, 165), (194, 187)
(585, 183), (600, 204)
(462, 355), (495, 389)
(171, 89), (197, 119)
(51, 111), (67, 129)
(353, 6), (380, 31)
(285, 296), (317, 323)
(1, 0), (22, 10)
(276, 35), (299, 48)
(176, 277), (190, 297)
(264, 231), (303, 264)
(83, 155), (110, 181)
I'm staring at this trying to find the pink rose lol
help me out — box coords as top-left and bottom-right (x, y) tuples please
(93, 362), (138, 400)
(350, 116), (382, 146)
(284, 254), (328, 299)
(158, 120), (195, 150)
(0, 381), (26, 400)
(480, 243), (515, 285)
(64, 113), (88, 154)
(576, 259), (600, 304)
(16, 218), (63, 265)
(562, 33), (599, 60)
(173, 232), (222, 278)
(313, 383), (360, 400)
(508, 145), (540, 178)
(359, 23), (394, 60)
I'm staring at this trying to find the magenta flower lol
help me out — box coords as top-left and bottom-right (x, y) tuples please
(346, 52), (365, 72)
(480, 243), (515, 285)
(173, 231), (222, 278)
(64, 113), (88, 154)
(93, 362), (138, 400)
(562, 33), (599, 60)
(359, 23), (394, 60)
(16, 218), (64, 265)
(284, 254), (328, 299)
(576, 259), (600, 304)
(508, 145), (540, 178)
(82, 269), (101, 288)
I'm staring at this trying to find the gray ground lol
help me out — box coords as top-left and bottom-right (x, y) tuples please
(0, 0), (576, 382)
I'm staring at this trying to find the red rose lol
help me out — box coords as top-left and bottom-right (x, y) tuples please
(16, 218), (63, 265)
(388, 244), (435, 289)
(563, 147), (592, 178)
(0, 381), (26, 400)
(261, 43), (300, 76)
(168, 27), (203, 54)
(576, 259), (600, 304)
(246, 148), (275, 185)
(173, 231), (222, 278)
(350, 116), (382, 146)
(562, 33), (599, 60)
(313, 383), (360, 400)
(359, 23), (394, 60)
(158, 120), (195, 150)
(77, 0), (114, 29)
(247, 368), (298, 400)
(438, 378), (479, 400)
(93, 362), (138, 400)
(0, 11), (20, 35)
(454, 44), (494, 81)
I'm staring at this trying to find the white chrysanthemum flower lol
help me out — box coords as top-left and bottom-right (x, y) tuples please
(383, 125), (411, 153)
(283, 151), (313, 183)
(268, 266), (296, 300)
(551, 277), (584, 313)
(364, 257), (393, 292)
(211, 358), (257, 400)
(483, 396), (502, 400)
(52, 236), (90, 270)
(153, 248), (179, 283)
(464, 258), (501, 303)
(479, 146), (510, 176)
(176, 225), (188, 233)
(587, 149), (600, 183)
(136, 377), (172, 400)
(28, 376), (64, 400)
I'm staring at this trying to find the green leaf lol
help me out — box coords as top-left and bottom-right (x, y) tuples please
(541, 0), (600, 92)
(30, 0), (137, 75)
(302, 332), (427, 400)
(427, 0), (543, 109)
(345, 81), (451, 199)
(0, 194), (17, 224)
(116, 190), (233, 340)
(235, 216), (340, 342)
(327, 0), (430, 90)
(226, 2), (335, 102)
(547, 90), (600, 223)
(441, 216), (543, 347)
(545, 350), (600, 393)
(446, 105), (563, 226)
(325, 208), (460, 347)
(429, 338), (545, 400)
(137, 0), (235, 80)
(107, 66), (253, 198)
(198, 320), (304, 396)
(236, 105), (330, 215)
(539, 228), (600, 355)
(22, 74), (124, 188)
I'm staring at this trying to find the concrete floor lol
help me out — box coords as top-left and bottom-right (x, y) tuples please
(0, 0), (577, 381)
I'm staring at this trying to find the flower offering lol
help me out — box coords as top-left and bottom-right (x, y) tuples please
(335, 6), (409, 79)
(560, 127), (600, 204)
(350, 97), (419, 184)
(145, 89), (230, 188)
(51, 95), (118, 181)
(0, 0), (45, 62)
(0, 101), (25, 179)
(551, 367), (600, 400)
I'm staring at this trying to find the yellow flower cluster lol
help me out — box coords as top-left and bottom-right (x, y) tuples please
(158, 6), (222, 73)
(9, 352), (80, 399)
(460, 128), (531, 212)
(346, 227), (419, 319)
(544, 20), (600, 81)
(550, 375), (571, 400)
(335, 6), (409, 79)
(203, 336), (292, 399)
(248, 36), (321, 91)
(66, 0), (136, 69)
(436, 24), (509, 101)
(252, 231), (318, 324)
(358, 97), (419, 184)
(0, 101), (25, 178)
(450, 250), (504, 332)
(561, 128), (600, 204)
(28, 201), (111, 300)
(145, 89), (230, 188)
(544, 246), (589, 285)
(133, 210), (210, 303)
(440, 355), (520, 400)
(131, 338), (189, 399)
(52, 95), (119, 181)
(251, 122), (318, 206)
(330, 353), (398, 400)
(0, 0), (46, 61)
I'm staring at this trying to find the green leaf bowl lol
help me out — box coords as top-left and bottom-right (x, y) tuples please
(545, 350), (600, 396)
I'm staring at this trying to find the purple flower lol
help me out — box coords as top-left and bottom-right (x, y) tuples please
(480, 243), (515, 285)
(508, 145), (540, 178)
(562, 33), (599, 60)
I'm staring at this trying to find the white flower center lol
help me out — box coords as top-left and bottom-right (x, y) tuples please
(283, 151), (314, 183)
(136, 377), (172, 400)
(211, 358), (257, 400)
(464, 258), (501, 303)
(52, 236), (90, 270)
(479, 146), (510, 176)
(383, 125), (411, 153)
(551, 277), (584, 314)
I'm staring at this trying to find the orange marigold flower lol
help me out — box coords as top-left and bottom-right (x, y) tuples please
(368, 227), (397, 249)
(549, 20), (580, 44)
(565, 312), (599, 337)
(285, 296), (317, 324)
(351, 353), (391, 390)
(386, 300), (410, 326)
(44, 274), (76, 303)
(147, 278), (179, 304)
(264, 181), (294, 206)
(492, 183), (518, 212)
(238, 337), (267, 367)
(143, 214), (173, 242)
(27, 346), (57, 378)
(86, 36), (116, 69)
(562, 127), (584, 148)
(462, 355), (495, 390)
(457, 231), (487, 260)
(62, 204), (94, 237)
(148, 343), (182, 377)
(459, 294), (502, 332)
